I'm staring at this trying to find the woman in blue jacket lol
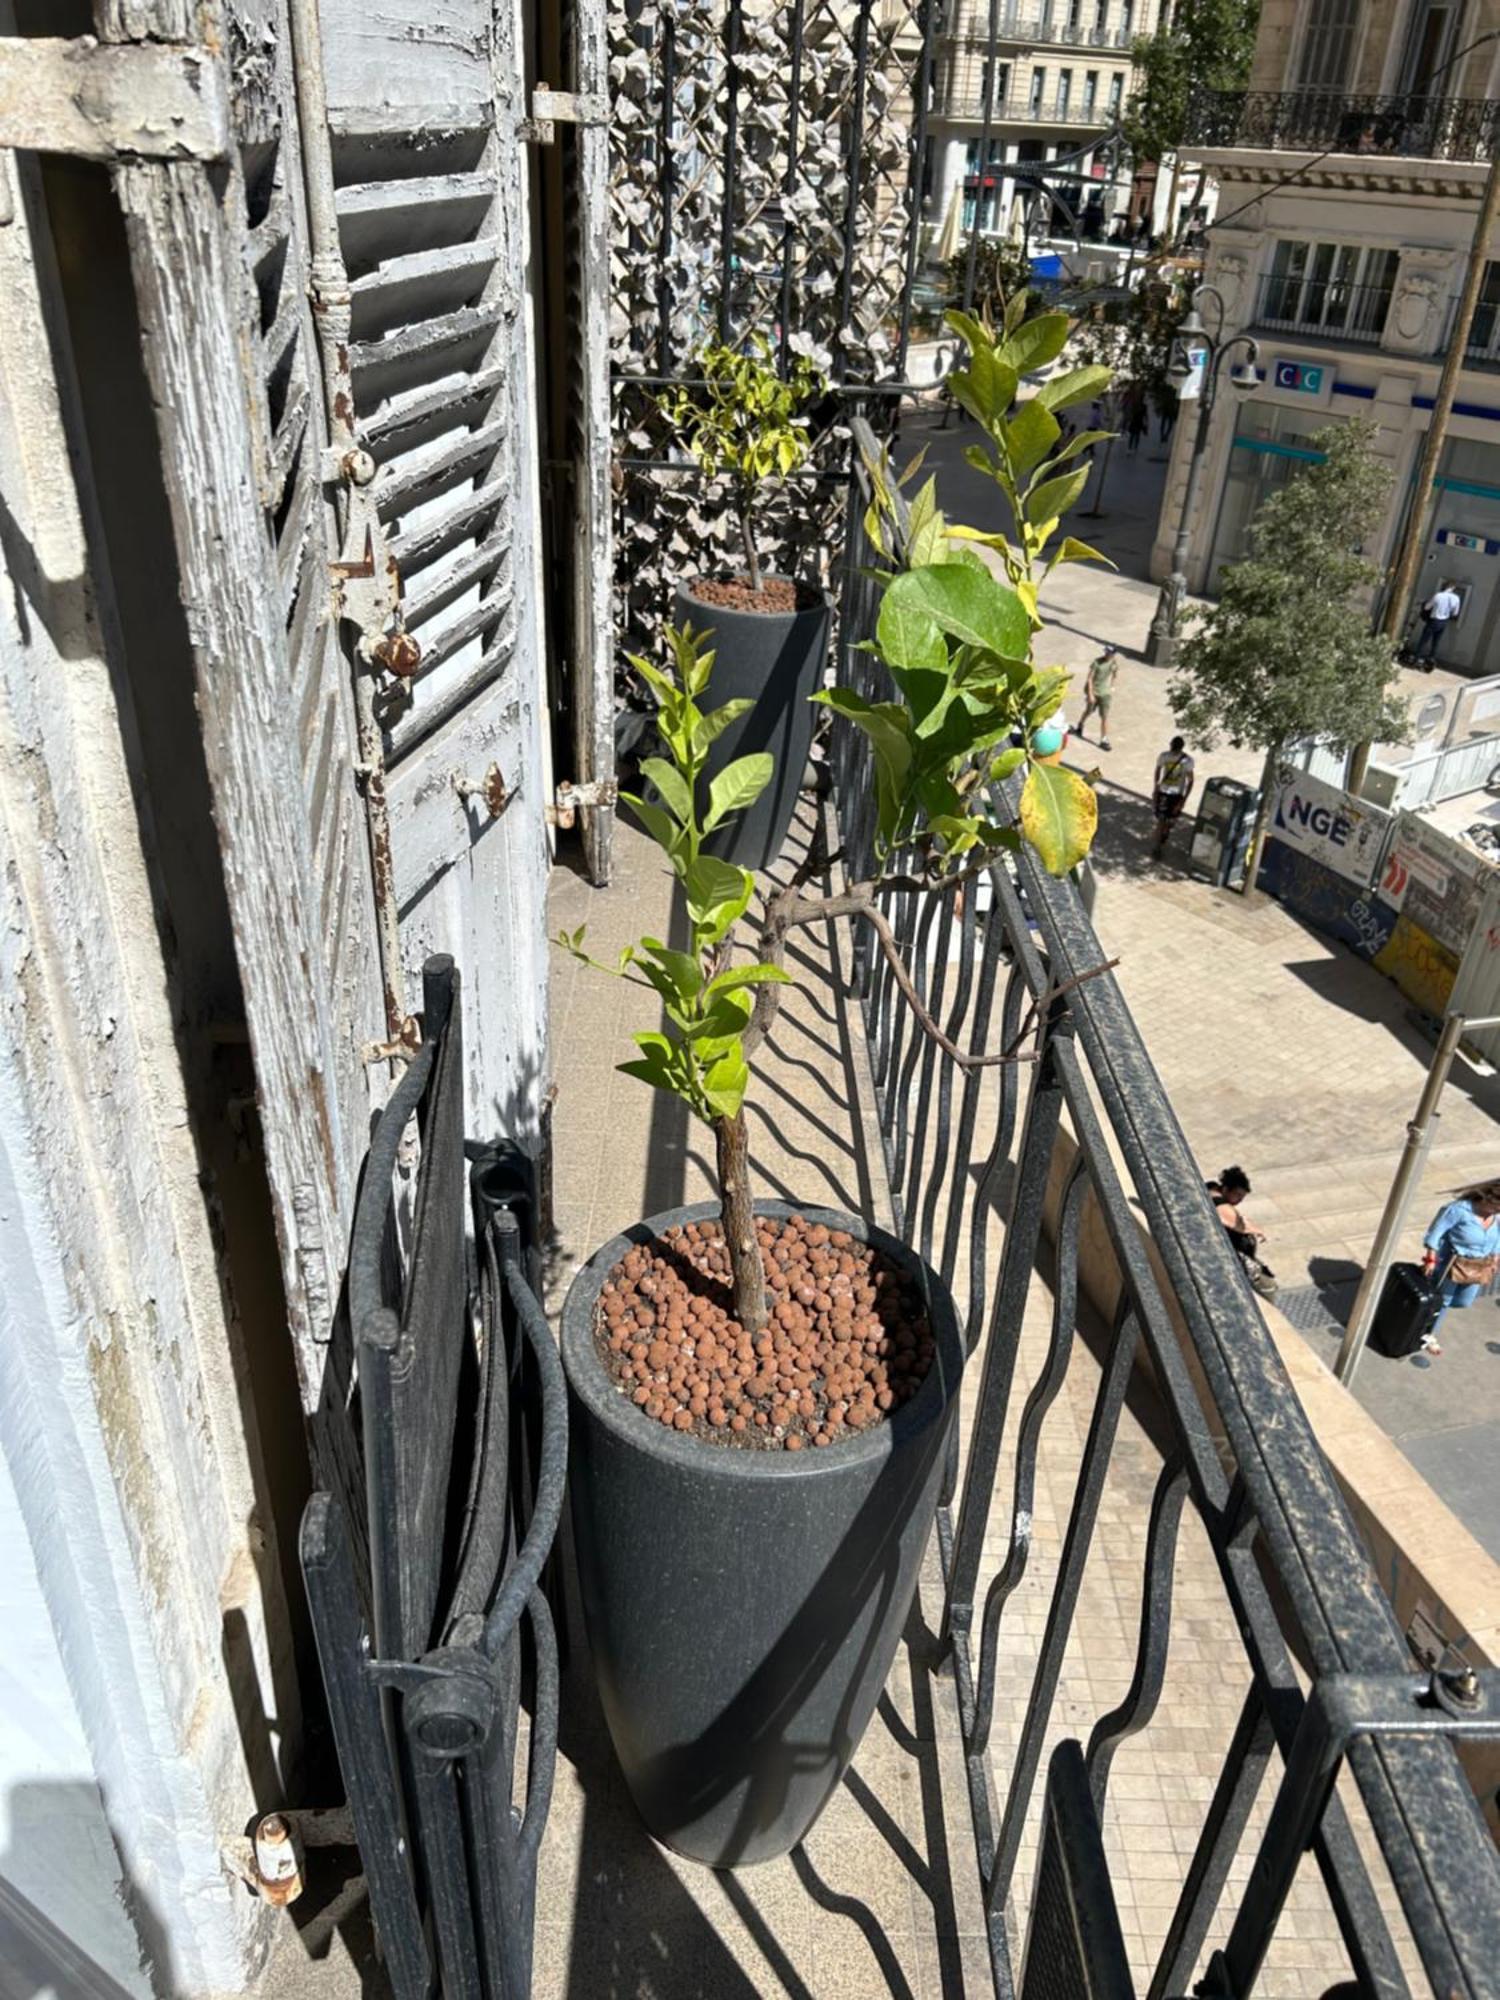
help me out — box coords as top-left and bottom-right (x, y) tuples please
(1420, 1181), (1500, 1355)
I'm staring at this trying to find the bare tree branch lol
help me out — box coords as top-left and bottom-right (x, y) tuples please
(741, 864), (1119, 1073)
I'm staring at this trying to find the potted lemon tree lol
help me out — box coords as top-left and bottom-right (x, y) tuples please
(559, 302), (1110, 1869)
(658, 336), (828, 871)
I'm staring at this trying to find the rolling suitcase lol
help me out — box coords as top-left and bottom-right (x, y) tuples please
(1368, 1261), (1443, 1358)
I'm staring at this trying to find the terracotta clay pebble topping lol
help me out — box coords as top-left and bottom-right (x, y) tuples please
(594, 1214), (935, 1452)
(688, 575), (818, 616)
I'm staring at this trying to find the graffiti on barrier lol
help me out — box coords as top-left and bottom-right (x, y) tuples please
(1374, 912), (1460, 1018)
(1259, 840), (1397, 958)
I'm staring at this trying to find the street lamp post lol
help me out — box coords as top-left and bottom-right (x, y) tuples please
(1145, 285), (1261, 669)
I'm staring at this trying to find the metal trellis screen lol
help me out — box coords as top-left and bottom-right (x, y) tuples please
(608, 0), (941, 648)
(823, 453), (1500, 1999)
(301, 957), (565, 2000)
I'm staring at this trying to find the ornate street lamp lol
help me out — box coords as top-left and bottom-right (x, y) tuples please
(1145, 285), (1261, 668)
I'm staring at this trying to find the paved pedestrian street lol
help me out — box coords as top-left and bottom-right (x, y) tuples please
(908, 403), (1500, 1557)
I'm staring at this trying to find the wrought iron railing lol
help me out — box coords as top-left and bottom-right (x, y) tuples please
(301, 957), (566, 1999)
(827, 429), (1500, 1998)
(1187, 86), (1500, 164)
(941, 86), (1118, 122)
(1253, 272), (1394, 346)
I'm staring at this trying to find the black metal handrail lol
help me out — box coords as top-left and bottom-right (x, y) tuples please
(826, 438), (1500, 1997)
(1253, 271), (1395, 345)
(1187, 85), (1500, 164)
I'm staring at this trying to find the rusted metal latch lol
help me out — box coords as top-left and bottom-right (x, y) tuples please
(549, 777), (618, 829)
(329, 447), (422, 681)
(454, 763), (510, 820)
(0, 37), (230, 162)
(522, 86), (608, 144)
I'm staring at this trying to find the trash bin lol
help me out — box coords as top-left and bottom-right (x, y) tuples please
(1189, 776), (1259, 890)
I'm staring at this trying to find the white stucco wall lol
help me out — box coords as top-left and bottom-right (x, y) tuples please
(0, 1443), (150, 1998)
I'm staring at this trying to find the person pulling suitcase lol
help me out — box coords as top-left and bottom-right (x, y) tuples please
(1417, 1181), (1500, 1356)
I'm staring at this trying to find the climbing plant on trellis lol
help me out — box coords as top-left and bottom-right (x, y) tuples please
(607, 0), (931, 655)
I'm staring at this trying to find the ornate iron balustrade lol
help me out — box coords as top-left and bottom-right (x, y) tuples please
(1187, 86), (1500, 164)
(825, 423), (1500, 1998)
(1253, 272), (1395, 346)
(940, 85), (1118, 122)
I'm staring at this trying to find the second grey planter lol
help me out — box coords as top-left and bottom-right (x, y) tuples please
(673, 578), (831, 872)
(560, 1198), (963, 1869)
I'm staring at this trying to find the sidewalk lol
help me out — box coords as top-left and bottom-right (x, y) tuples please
(912, 406), (1500, 1559)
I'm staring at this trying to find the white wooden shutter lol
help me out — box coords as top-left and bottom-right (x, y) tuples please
(315, 0), (552, 1147)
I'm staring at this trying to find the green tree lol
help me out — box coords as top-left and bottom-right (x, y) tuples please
(1169, 419), (1407, 892)
(945, 239), (1038, 323)
(1073, 274), (1189, 415)
(1124, 1), (1258, 240)
(659, 337), (824, 594)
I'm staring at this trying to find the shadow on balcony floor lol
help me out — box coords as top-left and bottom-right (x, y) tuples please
(542, 789), (1429, 1997)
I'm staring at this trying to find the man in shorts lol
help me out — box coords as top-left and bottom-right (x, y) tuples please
(1078, 644), (1119, 750)
(1151, 735), (1195, 857)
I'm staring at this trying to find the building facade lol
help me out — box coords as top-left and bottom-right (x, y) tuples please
(925, 0), (1162, 249)
(1160, 0), (1500, 675)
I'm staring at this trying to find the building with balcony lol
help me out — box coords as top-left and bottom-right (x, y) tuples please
(1161, 0), (1500, 674)
(925, 0), (1161, 251)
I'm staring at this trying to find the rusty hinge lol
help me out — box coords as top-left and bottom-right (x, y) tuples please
(521, 86), (608, 145)
(0, 37), (229, 162)
(548, 778), (617, 830)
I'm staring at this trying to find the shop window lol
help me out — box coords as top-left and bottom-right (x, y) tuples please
(1208, 402), (1338, 592)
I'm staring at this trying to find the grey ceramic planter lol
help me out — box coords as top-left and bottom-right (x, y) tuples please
(673, 579), (831, 872)
(560, 1198), (963, 1869)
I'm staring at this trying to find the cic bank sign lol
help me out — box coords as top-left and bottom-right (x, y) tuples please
(1271, 768), (1387, 886)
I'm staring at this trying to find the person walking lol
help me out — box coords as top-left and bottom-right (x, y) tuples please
(1078, 644), (1120, 750)
(1123, 392), (1148, 455)
(1414, 578), (1462, 668)
(1417, 1180), (1500, 1355)
(1151, 735), (1196, 857)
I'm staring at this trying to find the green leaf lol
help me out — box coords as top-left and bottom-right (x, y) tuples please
(944, 307), (991, 353)
(627, 652), (680, 708)
(1048, 534), (1116, 573)
(639, 755), (693, 825)
(1019, 763), (1099, 874)
(1025, 464), (1091, 529)
(963, 442), (995, 476)
(884, 564), (1031, 662)
(1047, 427), (1114, 469)
(704, 752), (773, 832)
(1034, 364), (1113, 414)
(684, 853), (754, 941)
(1004, 400), (1061, 480)
(640, 938), (704, 1003)
(692, 698), (754, 752)
(814, 687), (915, 850)
(706, 962), (795, 995)
(990, 746), (1026, 781)
(702, 1047), (749, 1121)
(618, 1056), (677, 1093)
(876, 586), (948, 677)
(619, 791), (682, 857)
(1001, 311), (1071, 378)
